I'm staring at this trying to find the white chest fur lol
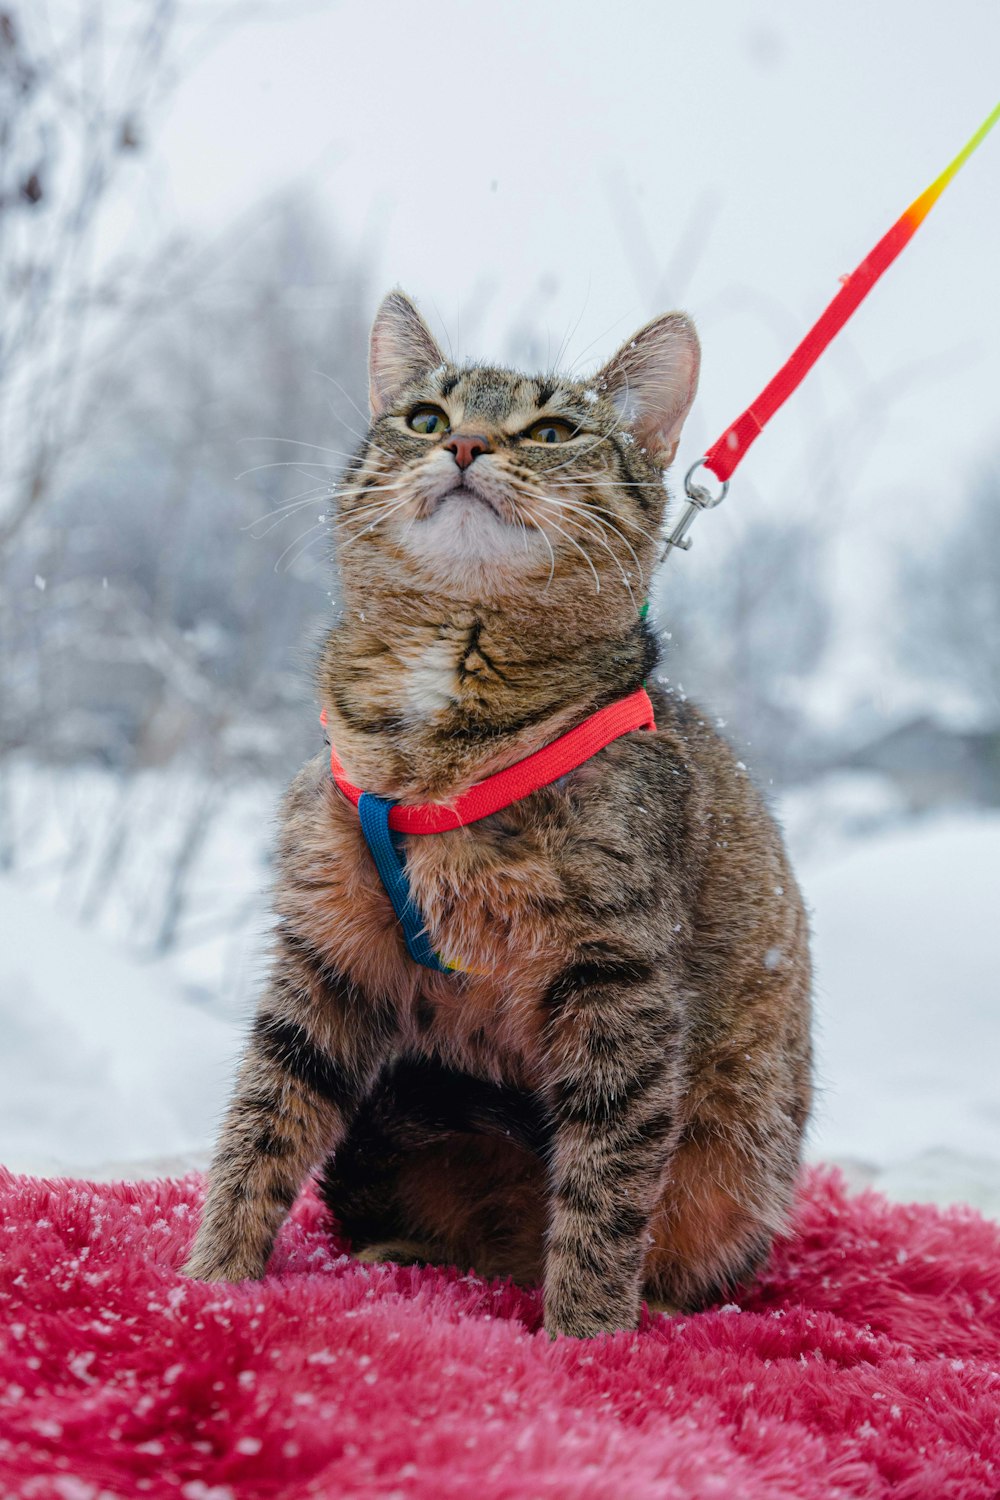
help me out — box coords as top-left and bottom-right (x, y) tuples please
(402, 636), (458, 719)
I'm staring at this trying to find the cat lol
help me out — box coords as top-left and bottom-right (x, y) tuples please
(183, 290), (812, 1338)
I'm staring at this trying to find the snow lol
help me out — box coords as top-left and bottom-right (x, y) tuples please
(800, 814), (1000, 1217)
(1, 808), (998, 1220)
(0, 877), (238, 1176)
(3, 760), (275, 1016)
(806, 816), (1000, 1165)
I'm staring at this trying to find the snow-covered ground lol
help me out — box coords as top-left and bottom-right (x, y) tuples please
(2, 781), (998, 1218)
(0, 877), (237, 1177)
(1, 760), (277, 1017)
(803, 815), (1000, 1218)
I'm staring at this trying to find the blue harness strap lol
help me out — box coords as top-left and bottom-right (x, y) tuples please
(357, 792), (449, 973)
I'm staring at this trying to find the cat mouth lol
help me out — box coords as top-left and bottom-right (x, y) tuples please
(435, 482), (505, 520)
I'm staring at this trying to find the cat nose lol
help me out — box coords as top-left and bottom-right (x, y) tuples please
(445, 433), (492, 470)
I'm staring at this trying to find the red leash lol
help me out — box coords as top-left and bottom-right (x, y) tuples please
(322, 686), (656, 834)
(667, 101), (1000, 553)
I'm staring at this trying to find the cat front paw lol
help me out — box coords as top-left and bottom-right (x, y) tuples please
(543, 1293), (640, 1339)
(180, 1246), (267, 1283)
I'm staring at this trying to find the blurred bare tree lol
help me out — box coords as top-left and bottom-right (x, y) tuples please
(3, 195), (370, 767)
(0, 2), (369, 974)
(0, 0), (180, 553)
(652, 513), (831, 785)
(898, 460), (1000, 725)
(0, 192), (370, 966)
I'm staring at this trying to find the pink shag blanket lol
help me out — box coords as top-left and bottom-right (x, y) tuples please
(1, 1166), (999, 1499)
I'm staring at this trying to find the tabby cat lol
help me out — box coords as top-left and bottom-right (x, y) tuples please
(183, 290), (812, 1338)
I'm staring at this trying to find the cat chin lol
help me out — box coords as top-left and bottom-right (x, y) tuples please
(400, 490), (543, 576)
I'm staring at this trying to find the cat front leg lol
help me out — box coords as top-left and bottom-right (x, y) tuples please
(541, 952), (684, 1338)
(183, 931), (397, 1282)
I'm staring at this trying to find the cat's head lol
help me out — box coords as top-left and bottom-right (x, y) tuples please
(335, 290), (700, 609)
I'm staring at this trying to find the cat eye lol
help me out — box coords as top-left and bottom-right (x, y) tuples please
(407, 405), (450, 436)
(525, 419), (575, 444)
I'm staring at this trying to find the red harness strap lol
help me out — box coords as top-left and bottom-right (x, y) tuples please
(321, 686), (656, 833)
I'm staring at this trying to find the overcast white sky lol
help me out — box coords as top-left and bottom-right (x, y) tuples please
(130, 0), (1000, 713)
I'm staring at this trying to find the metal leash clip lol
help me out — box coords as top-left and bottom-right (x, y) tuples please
(662, 458), (730, 559)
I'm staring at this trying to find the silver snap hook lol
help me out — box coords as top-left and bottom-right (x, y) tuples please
(662, 459), (730, 559)
(683, 458), (730, 510)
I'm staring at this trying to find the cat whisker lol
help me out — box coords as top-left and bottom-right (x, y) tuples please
(246, 493), (331, 539)
(240, 436), (358, 460)
(399, 506), (422, 550)
(281, 522), (332, 574)
(560, 507), (644, 594)
(531, 494), (638, 607)
(509, 508), (546, 584)
(243, 476), (334, 526)
(564, 309), (633, 375)
(333, 499), (398, 532)
(310, 369), (374, 432)
(544, 474), (668, 492)
(274, 518), (328, 573)
(245, 485), (327, 518)
(552, 278), (592, 376)
(504, 464), (660, 566)
(303, 390), (406, 466)
(546, 490), (665, 548)
(527, 502), (601, 595)
(335, 494), (413, 551)
(336, 477), (410, 502)
(240, 432), (404, 473)
(332, 503), (403, 532)
(235, 460), (344, 481)
(517, 502), (557, 590)
(579, 520), (641, 609)
(335, 476), (406, 503)
(333, 486), (411, 525)
(331, 421), (401, 467)
(547, 495), (646, 592)
(337, 464), (416, 495)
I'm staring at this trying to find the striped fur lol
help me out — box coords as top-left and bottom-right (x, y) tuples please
(185, 292), (812, 1337)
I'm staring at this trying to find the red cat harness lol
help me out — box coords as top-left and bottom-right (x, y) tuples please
(320, 686), (656, 972)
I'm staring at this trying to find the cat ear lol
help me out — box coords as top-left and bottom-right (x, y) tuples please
(593, 313), (700, 465)
(368, 290), (445, 416)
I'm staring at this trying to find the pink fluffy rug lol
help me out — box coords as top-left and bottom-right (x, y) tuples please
(1, 1167), (999, 1499)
